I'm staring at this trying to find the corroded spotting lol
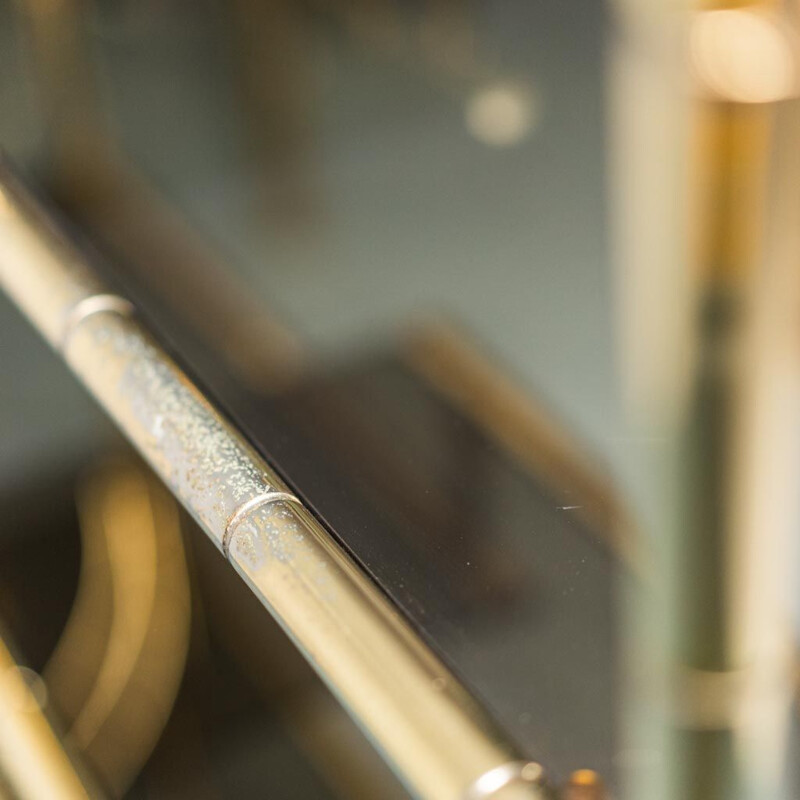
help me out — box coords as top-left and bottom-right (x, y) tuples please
(223, 491), (304, 557)
(0, 162), (547, 800)
(229, 502), (547, 800)
(62, 310), (288, 550)
(228, 501), (310, 571)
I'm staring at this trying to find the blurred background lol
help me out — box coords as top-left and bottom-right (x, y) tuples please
(0, 0), (799, 798)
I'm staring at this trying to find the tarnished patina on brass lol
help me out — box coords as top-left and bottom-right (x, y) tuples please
(63, 310), (288, 552)
(223, 490), (305, 556)
(0, 160), (547, 800)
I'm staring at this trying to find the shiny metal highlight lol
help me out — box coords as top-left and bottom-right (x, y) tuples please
(59, 294), (134, 352)
(223, 490), (305, 557)
(461, 761), (544, 799)
(0, 160), (547, 800)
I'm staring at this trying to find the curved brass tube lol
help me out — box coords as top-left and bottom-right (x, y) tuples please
(44, 459), (191, 796)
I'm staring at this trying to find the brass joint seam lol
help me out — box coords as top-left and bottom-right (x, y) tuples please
(223, 491), (305, 557)
(0, 161), (547, 800)
(59, 293), (135, 352)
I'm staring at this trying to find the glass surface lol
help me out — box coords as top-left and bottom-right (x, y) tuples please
(0, 355), (410, 798)
(5, 2), (800, 798)
(0, 0), (622, 791)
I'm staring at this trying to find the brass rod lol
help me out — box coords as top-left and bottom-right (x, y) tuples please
(0, 159), (546, 800)
(0, 634), (100, 800)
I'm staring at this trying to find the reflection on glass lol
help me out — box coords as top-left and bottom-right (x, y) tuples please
(0, 0), (799, 798)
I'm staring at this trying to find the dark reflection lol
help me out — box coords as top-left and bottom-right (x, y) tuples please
(4, 0), (800, 796)
(267, 347), (620, 780)
(1, 0), (622, 794)
(0, 453), (410, 799)
(48, 213), (622, 783)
